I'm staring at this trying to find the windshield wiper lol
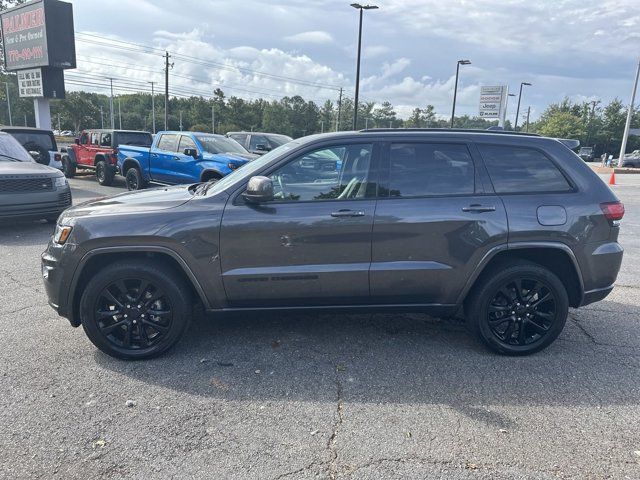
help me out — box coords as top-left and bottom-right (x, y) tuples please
(193, 179), (219, 196)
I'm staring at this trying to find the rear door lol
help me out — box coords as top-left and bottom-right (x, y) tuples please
(370, 140), (508, 305)
(151, 133), (179, 183)
(219, 141), (379, 307)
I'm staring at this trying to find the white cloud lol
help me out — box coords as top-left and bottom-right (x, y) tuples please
(284, 31), (334, 44)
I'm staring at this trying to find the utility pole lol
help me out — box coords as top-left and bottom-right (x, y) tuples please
(179, 111), (183, 131)
(164, 51), (173, 130)
(211, 104), (215, 134)
(586, 99), (599, 146)
(100, 106), (104, 129)
(118, 98), (122, 129)
(57, 113), (61, 132)
(336, 87), (343, 131)
(109, 78), (115, 129)
(321, 120), (324, 133)
(525, 106), (531, 132)
(619, 58), (640, 166)
(148, 81), (156, 134)
(4, 82), (12, 126)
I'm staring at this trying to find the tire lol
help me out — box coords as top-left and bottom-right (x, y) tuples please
(80, 259), (192, 360)
(125, 167), (147, 191)
(95, 160), (115, 186)
(62, 156), (76, 178)
(465, 261), (569, 356)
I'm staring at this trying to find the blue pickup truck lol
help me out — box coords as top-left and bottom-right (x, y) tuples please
(117, 131), (257, 190)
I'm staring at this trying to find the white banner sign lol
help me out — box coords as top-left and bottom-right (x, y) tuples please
(17, 68), (44, 97)
(479, 85), (507, 123)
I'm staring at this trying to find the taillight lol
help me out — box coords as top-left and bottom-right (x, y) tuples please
(54, 153), (61, 161)
(600, 201), (625, 221)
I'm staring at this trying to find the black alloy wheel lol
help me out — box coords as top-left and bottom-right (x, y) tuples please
(486, 278), (556, 347)
(80, 260), (191, 359)
(466, 261), (568, 355)
(94, 278), (173, 352)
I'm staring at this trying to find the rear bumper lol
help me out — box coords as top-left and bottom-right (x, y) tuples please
(580, 285), (614, 307)
(0, 187), (72, 220)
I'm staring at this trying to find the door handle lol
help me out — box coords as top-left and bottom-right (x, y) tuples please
(462, 204), (496, 213)
(331, 209), (365, 218)
(173, 156), (180, 161)
(151, 153), (158, 158)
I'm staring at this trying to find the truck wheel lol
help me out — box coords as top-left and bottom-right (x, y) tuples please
(125, 167), (147, 191)
(466, 261), (568, 356)
(62, 156), (76, 178)
(96, 160), (115, 186)
(79, 259), (192, 360)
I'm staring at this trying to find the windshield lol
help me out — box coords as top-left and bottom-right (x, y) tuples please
(268, 134), (292, 147)
(116, 131), (153, 147)
(0, 134), (34, 162)
(9, 131), (56, 152)
(196, 135), (248, 155)
(201, 141), (300, 195)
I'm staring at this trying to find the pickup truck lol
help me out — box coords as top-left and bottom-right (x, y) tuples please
(117, 131), (257, 190)
(63, 129), (153, 186)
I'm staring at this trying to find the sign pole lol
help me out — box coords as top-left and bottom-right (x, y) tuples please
(4, 82), (12, 126)
(33, 98), (51, 129)
(499, 86), (508, 128)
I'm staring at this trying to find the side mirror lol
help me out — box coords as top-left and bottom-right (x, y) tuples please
(74, 138), (80, 145)
(243, 176), (274, 203)
(184, 147), (198, 158)
(255, 144), (270, 152)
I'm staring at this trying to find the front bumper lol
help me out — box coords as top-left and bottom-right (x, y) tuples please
(0, 186), (72, 221)
(41, 239), (79, 325)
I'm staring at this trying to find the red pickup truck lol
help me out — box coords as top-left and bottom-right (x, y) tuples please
(62, 129), (153, 185)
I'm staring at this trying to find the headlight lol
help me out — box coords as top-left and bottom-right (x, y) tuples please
(53, 225), (72, 244)
(53, 176), (67, 188)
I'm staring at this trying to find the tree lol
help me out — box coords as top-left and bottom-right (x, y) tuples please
(536, 110), (585, 139)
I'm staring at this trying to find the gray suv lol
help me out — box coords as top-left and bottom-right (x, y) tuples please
(42, 130), (624, 359)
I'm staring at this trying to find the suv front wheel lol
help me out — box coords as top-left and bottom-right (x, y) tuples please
(79, 260), (192, 359)
(466, 261), (569, 355)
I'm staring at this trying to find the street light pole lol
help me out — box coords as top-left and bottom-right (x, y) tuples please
(514, 82), (531, 131)
(3, 82), (12, 126)
(351, 3), (378, 130)
(450, 59), (471, 128)
(618, 59), (640, 166)
(109, 78), (115, 129)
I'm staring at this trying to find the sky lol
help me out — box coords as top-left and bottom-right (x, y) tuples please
(67, 0), (640, 121)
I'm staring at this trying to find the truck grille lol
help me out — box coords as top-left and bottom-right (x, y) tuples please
(0, 176), (54, 193)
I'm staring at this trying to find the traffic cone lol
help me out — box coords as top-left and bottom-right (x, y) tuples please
(609, 171), (616, 185)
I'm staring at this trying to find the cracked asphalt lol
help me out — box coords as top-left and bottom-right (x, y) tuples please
(1, 172), (639, 479)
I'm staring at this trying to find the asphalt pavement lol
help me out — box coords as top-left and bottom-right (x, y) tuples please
(0, 172), (639, 479)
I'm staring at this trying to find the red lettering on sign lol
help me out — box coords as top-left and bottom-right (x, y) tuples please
(2, 7), (45, 34)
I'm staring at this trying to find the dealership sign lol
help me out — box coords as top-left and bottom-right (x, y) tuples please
(17, 68), (43, 97)
(1, 0), (76, 72)
(479, 85), (507, 120)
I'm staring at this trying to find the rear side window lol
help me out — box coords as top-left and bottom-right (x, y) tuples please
(478, 145), (572, 193)
(385, 143), (475, 197)
(100, 133), (111, 147)
(157, 134), (178, 152)
(9, 131), (56, 151)
(115, 132), (152, 147)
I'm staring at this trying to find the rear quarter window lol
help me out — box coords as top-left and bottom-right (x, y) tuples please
(478, 144), (572, 194)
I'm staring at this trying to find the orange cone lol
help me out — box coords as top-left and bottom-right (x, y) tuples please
(609, 171), (616, 185)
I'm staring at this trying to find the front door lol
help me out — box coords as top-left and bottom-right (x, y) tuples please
(151, 133), (179, 183)
(370, 141), (508, 305)
(220, 142), (378, 307)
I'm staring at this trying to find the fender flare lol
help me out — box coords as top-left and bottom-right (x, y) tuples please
(64, 148), (77, 165)
(454, 241), (584, 305)
(200, 169), (225, 182)
(67, 245), (212, 327)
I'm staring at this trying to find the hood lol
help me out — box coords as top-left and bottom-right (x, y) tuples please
(62, 184), (195, 220)
(205, 151), (259, 162)
(0, 161), (62, 177)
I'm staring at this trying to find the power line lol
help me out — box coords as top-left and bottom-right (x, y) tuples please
(75, 32), (342, 91)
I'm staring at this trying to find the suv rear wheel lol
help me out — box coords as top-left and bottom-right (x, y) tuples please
(95, 159), (115, 186)
(466, 261), (568, 355)
(79, 260), (192, 360)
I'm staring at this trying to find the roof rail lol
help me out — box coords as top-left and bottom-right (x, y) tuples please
(358, 127), (540, 137)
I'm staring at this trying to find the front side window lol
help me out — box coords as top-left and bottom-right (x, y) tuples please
(269, 143), (374, 202)
(178, 135), (197, 152)
(385, 143), (475, 197)
(249, 135), (269, 151)
(478, 144), (572, 193)
(157, 134), (178, 152)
